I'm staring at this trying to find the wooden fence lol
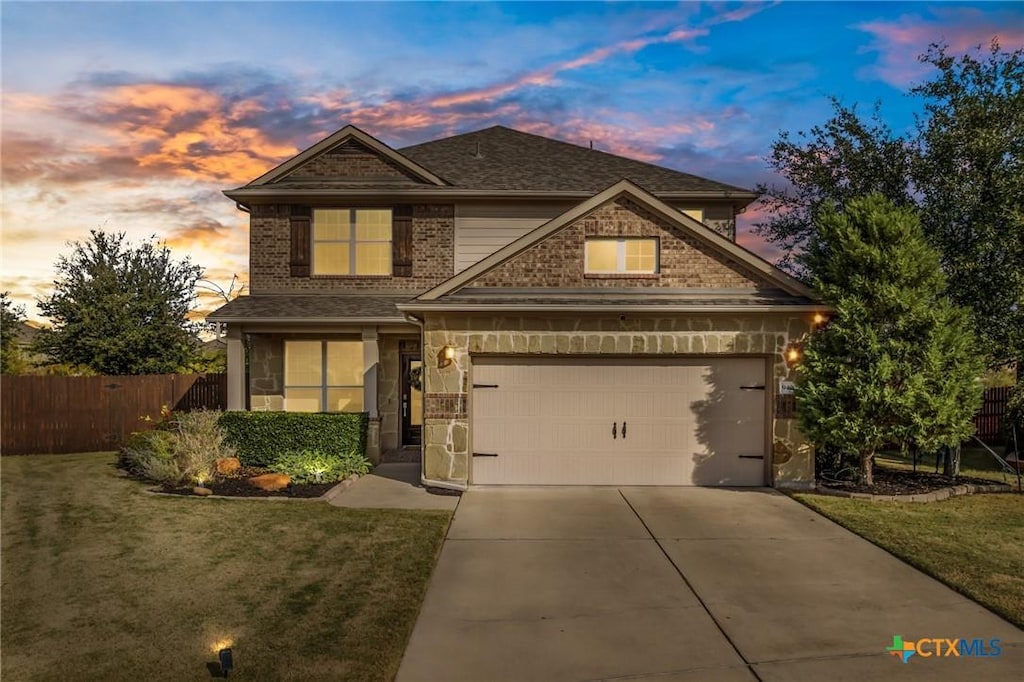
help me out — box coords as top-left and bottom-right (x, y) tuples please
(974, 385), (1012, 443)
(1, 373), (227, 455)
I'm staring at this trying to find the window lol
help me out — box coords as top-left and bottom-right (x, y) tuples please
(679, 207), (705, 222)
(585, 238), (658, 274)
(312, 209), (391, 275)
(284, 340), (363, 412)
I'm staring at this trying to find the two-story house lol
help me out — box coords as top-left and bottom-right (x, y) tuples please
(209, 125), (822, 490)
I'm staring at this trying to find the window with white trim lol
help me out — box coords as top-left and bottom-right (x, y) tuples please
(584, 238), (658, 274)
(284, 340), (364, 412)
(312, 209), (391, 275)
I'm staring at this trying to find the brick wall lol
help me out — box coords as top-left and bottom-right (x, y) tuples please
(249, 204), (454, 292)
(282, 140), (418, 181)
(469, 198), (770, 289)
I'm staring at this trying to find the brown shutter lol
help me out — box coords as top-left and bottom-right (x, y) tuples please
(392, 205), (413, 277)
(290, 206), (311, 277)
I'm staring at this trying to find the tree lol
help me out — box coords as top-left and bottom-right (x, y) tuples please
(754, 99), (914, 274)
(757, 41), (1023, 369)
(1, 292), (28, 374)
(912, 41), (1024, 369)
(34, 230), (204, 375)
(797, 195), (984, 485)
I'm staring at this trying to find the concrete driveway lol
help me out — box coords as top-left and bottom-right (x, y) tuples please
(397, 487), (1022, 681)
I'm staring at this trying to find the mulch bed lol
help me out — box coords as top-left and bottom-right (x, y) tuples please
(819, 467), (1001, 496)
(156, 466), (337, 498)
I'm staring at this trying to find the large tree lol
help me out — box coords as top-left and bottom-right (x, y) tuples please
(1, 292), (28, 374)
(797, 195), (984, 485)
(757, 41), (1024, 369)
(35, 230), (204, 375)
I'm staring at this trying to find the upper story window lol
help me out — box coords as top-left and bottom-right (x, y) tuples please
(679, 207), (704, 222)
(585, 238), (658, 274)
(312, 209), (392, 276)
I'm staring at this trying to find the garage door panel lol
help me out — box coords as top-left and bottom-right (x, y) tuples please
(471, 357), (766, 486)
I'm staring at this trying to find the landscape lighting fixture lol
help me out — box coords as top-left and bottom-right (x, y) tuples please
(218, 647), (233, 678)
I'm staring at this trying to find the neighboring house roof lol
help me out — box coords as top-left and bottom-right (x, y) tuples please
(406, 179), (815, 311)
(207, 294), (413, 324)
(225, 125), (757, 204)
(400, 126), (751, 196)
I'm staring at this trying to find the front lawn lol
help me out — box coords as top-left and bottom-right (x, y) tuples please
(794, 492), (1024, 628)
(876, 445), (1019, 485)
(1, 452), (451, 681)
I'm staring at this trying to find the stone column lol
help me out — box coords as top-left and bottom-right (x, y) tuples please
(225, 325), (246, 411)
(362, 327), (379, 418)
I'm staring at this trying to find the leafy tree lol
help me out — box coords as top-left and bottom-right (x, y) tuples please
(797, 195), (984, 485)
(912, 42), (1024, 369)
(1, 292), (28, 374)
(755, 99), (914, 274)
(757, 41), (1023, 370)
(34, 230), (204, 375)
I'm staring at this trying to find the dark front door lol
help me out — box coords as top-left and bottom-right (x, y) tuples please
(401, 353), (423, 446)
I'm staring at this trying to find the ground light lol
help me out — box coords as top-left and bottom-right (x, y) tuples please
(218, 648), (233, 678)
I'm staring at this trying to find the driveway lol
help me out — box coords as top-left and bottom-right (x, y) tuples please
(397, 487), (1023, 681)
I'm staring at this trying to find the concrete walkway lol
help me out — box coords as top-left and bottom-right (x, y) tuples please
(326, 463), (459, 511)
(398, 487), (1023, 681)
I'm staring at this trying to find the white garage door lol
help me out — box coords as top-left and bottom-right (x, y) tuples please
(471, 357), (767, 486)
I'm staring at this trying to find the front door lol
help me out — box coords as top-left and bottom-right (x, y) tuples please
(401, 353), (423, 446)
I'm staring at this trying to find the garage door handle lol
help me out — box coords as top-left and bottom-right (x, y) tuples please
(473, 383), (499, 389)
(612, 423), (617, 439)
(473, 452), (499, 457)
(738, 454), (764, 459)
(622, 421), (627, 439)
(740, 384), (766, 390)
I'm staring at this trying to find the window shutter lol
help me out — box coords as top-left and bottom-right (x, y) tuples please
(290, 206), (311, 277)
(392, 205), (413, 277)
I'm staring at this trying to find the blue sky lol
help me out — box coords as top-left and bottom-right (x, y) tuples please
(3, 1), (1022, 319)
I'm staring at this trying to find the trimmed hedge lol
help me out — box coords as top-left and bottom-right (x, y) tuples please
(218, 411), (368, 468)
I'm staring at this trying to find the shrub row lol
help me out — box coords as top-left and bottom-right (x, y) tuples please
(217, 411), (368, 468)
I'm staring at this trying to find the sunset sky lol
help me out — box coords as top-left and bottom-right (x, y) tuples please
(2, 1), (1023, 322)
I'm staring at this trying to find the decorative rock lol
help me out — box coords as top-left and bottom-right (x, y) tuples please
(248, 473), (291, 491)
(193, 487), (213, 496)
(215, 457), (242, 476)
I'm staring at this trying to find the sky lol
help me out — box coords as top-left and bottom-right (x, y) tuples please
(2, 1), (1023, 322)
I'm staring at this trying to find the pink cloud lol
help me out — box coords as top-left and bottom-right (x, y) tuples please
(855, 8), (1024, 87)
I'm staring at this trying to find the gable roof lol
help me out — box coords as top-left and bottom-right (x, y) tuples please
(412, 179), (814, 303)
(400, 126), (753, 196)
(246, 125), (448, 187)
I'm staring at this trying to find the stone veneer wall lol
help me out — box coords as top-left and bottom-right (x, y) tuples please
(420, 313), (815, 488)
(468, 198), (770, 290)
(249, 204), (454, 293)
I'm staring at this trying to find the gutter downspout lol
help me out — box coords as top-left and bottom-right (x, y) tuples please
(404, 313), (468, 492)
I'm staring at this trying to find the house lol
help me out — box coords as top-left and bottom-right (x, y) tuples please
(209, 124), (822, 490)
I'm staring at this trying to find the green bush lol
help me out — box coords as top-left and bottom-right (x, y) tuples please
(119, 409), (236, 485)
(269, 449), (371, 484)
(218, 412), (368, 468)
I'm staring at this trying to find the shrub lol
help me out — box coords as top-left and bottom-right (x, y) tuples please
(269, 449), (372, 484)
(218, 412), (368, 468)
(174, 410), (236, 485)
(119, 409), (236, 485)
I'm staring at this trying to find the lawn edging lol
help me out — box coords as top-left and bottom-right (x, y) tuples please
(140, 474), (362, 502)
(813, 481), (1013, 503)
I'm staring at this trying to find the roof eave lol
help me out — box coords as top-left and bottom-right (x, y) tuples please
(397, 303), (827, 314)
(206, 315), (409, 324)
(223, 187), (759, 204)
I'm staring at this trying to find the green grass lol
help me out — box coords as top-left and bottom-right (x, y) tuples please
(794, 492), (1024, 628)
(876, 445), (1021, 485)
(1, 452), (452, 681)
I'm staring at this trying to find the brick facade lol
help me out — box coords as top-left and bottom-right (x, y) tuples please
(468, 198), (770, 289)
(249, 203), (454, 293)
(282, 140), (420, 181)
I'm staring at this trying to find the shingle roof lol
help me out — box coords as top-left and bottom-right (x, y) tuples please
(399, 126), (752, 194)
(207, 294), (414, 322)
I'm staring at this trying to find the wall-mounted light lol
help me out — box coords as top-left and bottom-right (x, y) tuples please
(811, 312), (828, 329)
(784, 342), (803, 368)
(437, 345), (456, 369)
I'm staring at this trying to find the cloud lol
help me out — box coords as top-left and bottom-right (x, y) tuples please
(855, 7), (1024, 87)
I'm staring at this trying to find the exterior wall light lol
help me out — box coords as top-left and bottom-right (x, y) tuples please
(438, 345), (456, 369)
(812, 312), (827, 327)
(784, 342), (803, 368)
